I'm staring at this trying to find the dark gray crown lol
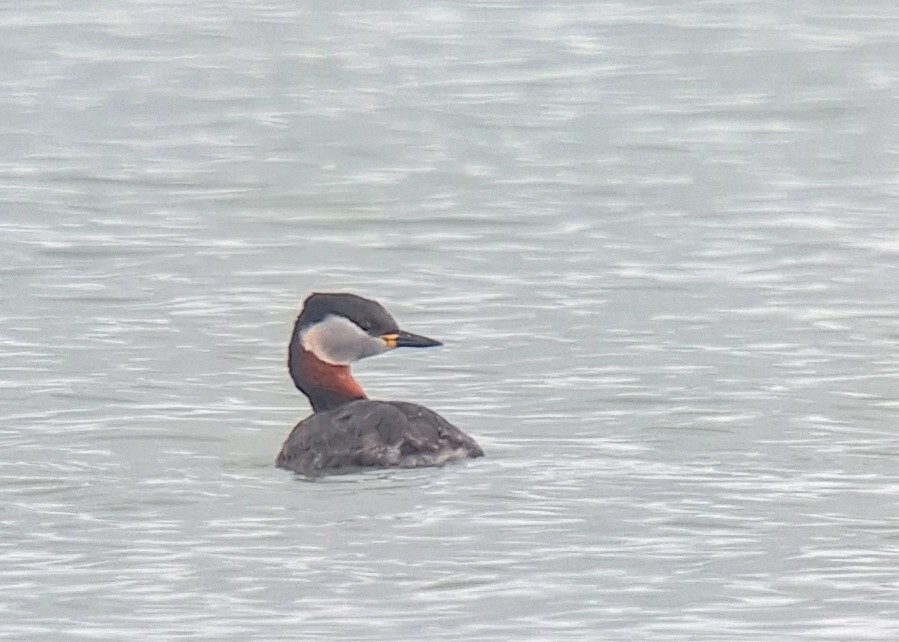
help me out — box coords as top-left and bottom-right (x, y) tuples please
(297, 293), (400, 336)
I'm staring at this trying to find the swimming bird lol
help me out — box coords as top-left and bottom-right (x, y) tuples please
(276, 292), (483, 475)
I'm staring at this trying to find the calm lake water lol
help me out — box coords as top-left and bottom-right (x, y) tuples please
(2, 1), (899, 640)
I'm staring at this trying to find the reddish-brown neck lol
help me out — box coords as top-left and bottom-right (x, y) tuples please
(288, 345), (367, 412)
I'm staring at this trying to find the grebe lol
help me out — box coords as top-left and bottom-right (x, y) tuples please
(276, 292), (483, 475)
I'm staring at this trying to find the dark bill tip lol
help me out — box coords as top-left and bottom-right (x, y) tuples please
(394, 329), (442, 348)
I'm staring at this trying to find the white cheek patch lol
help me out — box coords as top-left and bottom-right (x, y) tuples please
(301, 324), (344, 365)
(301, 315), (389, 365)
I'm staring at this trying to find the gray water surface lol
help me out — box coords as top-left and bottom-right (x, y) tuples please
(2, 2), (899, 640)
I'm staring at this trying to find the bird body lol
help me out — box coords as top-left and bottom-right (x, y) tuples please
(276, 399), (482, 474)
